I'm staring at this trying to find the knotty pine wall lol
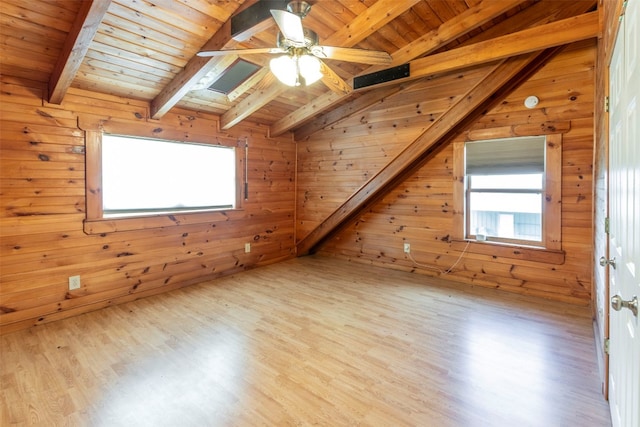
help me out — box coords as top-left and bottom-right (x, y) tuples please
(0, 76), (296, 334)
(298, 40), (596, 305)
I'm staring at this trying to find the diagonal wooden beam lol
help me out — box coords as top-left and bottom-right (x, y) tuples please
(221, 71), (282, 129)
(319, 61), (352, 96)
(227, 67), (271, 102)
(271, 0), (526, 137)
(219, 0), (420, 130)
(296, 47), (564, 256)
(48, 0), (111, 104)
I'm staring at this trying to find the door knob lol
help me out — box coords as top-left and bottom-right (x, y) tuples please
(600, 256), (616, 269)
(611, 295), (638, 317)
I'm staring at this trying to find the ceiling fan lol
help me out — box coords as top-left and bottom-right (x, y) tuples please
(197, 1), (392, 89)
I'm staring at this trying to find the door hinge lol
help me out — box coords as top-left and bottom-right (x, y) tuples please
(604, 338), (610, 354)
(605, 217), (610, 234)
(604, 96), (610, 113)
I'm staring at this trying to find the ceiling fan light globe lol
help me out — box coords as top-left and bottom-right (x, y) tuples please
(298, 54), (322, 85)
(270, 55), (299, 86)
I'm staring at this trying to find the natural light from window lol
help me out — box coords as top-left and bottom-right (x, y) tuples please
(102, 135), (236, 216)
(468, 174), (543, 242)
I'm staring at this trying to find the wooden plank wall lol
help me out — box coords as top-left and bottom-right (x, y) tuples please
(298, 40), (597, 305)
(0, 76), (296, 334)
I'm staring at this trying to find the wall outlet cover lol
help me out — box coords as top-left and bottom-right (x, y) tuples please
(68, 275), (81, 290)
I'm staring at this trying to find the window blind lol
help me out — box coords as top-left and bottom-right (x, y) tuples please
(465, 136), (545, 175)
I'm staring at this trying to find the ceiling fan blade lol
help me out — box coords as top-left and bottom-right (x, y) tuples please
(197, 47), (286, 57)
(270, 9), (305, 44)
(310, 46), (392, 65)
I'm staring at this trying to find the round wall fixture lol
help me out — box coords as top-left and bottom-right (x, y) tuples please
(524, 95), (539, 109)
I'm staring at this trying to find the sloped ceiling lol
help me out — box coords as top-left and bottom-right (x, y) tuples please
(0, 0), (598, 139)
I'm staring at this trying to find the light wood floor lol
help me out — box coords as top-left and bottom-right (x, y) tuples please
(1, 255), (611, 426)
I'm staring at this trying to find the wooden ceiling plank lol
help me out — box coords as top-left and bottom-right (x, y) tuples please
(105, 2), (206, 46)
(296, 47), (564, 256)
(1, 1), (80, 33)
(273, 0), (525, 138)
(48, 0), (111, 104)
(134, 0), (227, 37)
(166, 0), (238, 22)
(220, 0), (420, 130)
(150, 1), (269, 119)
(88, 40), (182, 73)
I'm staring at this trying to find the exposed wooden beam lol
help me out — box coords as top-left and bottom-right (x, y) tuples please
(296, 47), (564, 256)
(149, 1), (265, 119)
(219, 0), (420, 130)
(220, 72), (282, 129)
(354, 11), (599, 91)
(220, 76), (284, 130)
(455, 0), (597, 46)
(48, 0), (111, 104)
(227, 68), (271, 102)
(272, 0), (526, 138)
(319, 61), (352, 96)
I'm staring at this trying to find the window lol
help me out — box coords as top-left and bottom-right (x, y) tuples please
(101, 135), (236, 217)
(453, 134), (562, 252)
(468, 174), (544, 241)
(83, 127), (244, 234)
(466, 137), (545, 245)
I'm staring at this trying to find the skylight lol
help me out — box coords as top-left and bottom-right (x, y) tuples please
(207, 59), (261, 95)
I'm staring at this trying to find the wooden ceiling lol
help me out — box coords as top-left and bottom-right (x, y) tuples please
(0, 0), (597, 138)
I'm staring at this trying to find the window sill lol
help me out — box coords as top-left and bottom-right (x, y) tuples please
(84, 209), (244, 234)
(451, 239), (565, 265)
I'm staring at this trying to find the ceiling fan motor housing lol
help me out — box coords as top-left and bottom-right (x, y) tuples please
(287, 1), (311, 18)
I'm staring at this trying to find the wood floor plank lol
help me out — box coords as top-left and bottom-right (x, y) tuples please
(0, 256), (610, 426)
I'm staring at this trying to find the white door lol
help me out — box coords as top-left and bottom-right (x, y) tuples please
(608, 1), (640, 426)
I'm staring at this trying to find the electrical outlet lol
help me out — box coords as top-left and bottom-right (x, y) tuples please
(403, 243), (411, 253)
(68, 275), (81, 290)
(245, 243), (251, 253)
